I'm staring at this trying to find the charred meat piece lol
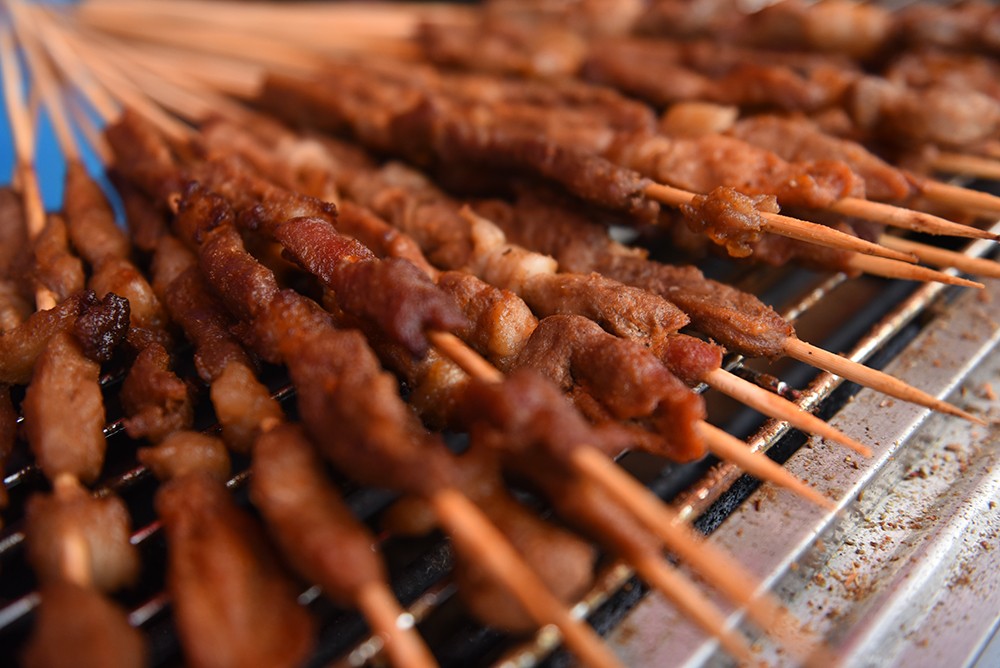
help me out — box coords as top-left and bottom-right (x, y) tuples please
(0, 290), (95, 385)
(121, 342), (193, 441)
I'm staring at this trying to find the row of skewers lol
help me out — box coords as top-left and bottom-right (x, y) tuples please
(1, 0), (999, 666)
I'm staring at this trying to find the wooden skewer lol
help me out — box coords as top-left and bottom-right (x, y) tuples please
(53, 26), (191, 142)
(53, 474), (94, 588)
(645, 182), (917, 263)
(846, 253), (985, 288)
(0, 24), (58, 311)
(570, 446), (829, 666)
(627, 551), (754, 662)
(24, 4), (120, 123)
(918, 178), (1000, 218)
(430, 489), (623, 668)
(427, 331), (505, 383)
(355, 581), (438, 668)
(7, 0), (81, 164)
(699, 423), (835, 510)
(830, 196), (998, 241)
(930, 152), (1000, 182)
(879, 235), (1000, 280)
(704, 368), (872, 457)
(782, 337), (985, 425)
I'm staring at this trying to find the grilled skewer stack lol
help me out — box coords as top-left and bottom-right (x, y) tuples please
(2, 1), (998, 666)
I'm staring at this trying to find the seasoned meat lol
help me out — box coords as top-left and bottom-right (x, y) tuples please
(437, 270), (538, 368)
(163, 267), (253, 383)
(63, 162), (131, 265)
(138, 431), (231, 482)
(32, 215), (85, 302)
(209, 361), (283, 453)
(72, 292), (131, 364)
(22, 332), (106, 483)
(679, 186), (777, 258)
(21, 580), (146, 668)
(121, 343), (193, 441)
(25, 481), (139, 592)
(157, 473), (315, 668)
(0, 291), (93, 385)
(728, 115), (914, 202)
(251, 423), (387, 608)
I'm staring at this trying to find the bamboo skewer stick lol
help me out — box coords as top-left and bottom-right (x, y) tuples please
(830, 196), (999, 241)
(782, 337), (985, 425)
(430, 489), (623, 668)
(0, 24), (57, 311)
(7, 0), (81, 165)
(878, 235), (1000, 279)
(846, 253), (984, 288)
(918, 178), (1000, 218)
(627, 551), (753, 662)
(699, 423), (836, 510)
(703, 368), (872, 457)
(569, 446), (828, 666)
(355, 580), (438, 668)
(930, 152), (1000, 182)
(645, 183), (916, 263)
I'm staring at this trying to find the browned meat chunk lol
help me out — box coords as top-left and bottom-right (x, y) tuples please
(251, 423), (387, 608)
(728, 115), (914, 202)
(25, 481), (139, 592)
(437, 270), (538, 369)
(157, 473), (315, 668)
(72, 292), (130, 363)
(32, 215), (85, 302)
(209, 361), (283, 453)
(0, 280), (31, 332)
(266, 291), (458, 497)
(0, 187), (28, 279)
(0, 291), (93, 384)
(63, 162), (131, 265)
(121, 343), (193, 441)
(22, 332), (106, 483)
(138, 431), (231, 482)
(512, 315), (706, 461)
(21, 580), (146, 668)
(612, 132), (865, 209)
(680, 186), (778, 258)
(163, 267), (253, 383)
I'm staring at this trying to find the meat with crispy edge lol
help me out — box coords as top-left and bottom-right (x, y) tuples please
(120, 342), (193, 442)
(0, 291), (95, 384)
(157, 473), (316, 668)
(63, 162), (132, 266)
